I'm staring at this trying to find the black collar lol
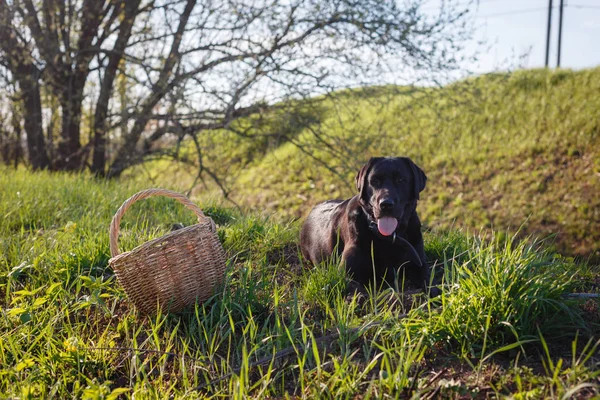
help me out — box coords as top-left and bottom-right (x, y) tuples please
(358, 197), (417, 245)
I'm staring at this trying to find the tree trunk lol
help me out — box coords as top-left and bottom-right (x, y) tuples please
(0, 0), (51, 170)
(10, 106), (23, 168)
(14, 132), (21, 168)
(56, 80), (85, 170)
(0, 127), (7, 166)
(91, 105), (108, 175)
(92, 0), (142, 176)
(18, 66), (51, 170)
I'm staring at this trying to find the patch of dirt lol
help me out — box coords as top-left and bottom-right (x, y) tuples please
(581, 299), (600, 324)
(418, 362), (500, 399)
(266, 243), (302, 270)
(266, 243), (304, 287)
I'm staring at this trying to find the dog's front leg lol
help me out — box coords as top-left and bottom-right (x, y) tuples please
(406, 214), (440, 297)
(341, 245), (374, 293)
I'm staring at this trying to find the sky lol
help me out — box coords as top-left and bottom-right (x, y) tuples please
(438, 0), (600, 73)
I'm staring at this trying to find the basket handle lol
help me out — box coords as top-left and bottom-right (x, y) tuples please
(109, 188), (212, 258)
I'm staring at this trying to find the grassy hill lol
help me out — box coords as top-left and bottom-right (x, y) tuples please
(4, 68), (595, 396)
(0, 168), (599, 397)
(142, 67), (600, 261)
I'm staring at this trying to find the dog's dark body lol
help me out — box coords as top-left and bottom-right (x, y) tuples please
(300, 157), (435, 293)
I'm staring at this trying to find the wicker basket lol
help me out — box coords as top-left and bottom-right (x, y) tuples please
(108, 189), (227, 314)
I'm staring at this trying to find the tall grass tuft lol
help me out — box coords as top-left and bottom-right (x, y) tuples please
(412, 231), (587, 357)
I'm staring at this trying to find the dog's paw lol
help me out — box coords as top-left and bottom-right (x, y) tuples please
(427, 286), (442, 298)
(346, 280), (369, 305)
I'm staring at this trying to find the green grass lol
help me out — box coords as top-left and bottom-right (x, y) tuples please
(1, 168), (599, 398)
(137, 67), (600, 261)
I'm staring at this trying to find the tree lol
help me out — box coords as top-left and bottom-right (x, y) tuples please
(0, 84), (23, 167)
(91, 0), (142, 175)
(0, 0), (473, 176)
(0, 0), (143, 170)
(0, 5), (49, 170)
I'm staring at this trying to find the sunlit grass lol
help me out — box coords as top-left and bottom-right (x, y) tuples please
(1, 168), (598, 398)
(136, 67), (600, 261)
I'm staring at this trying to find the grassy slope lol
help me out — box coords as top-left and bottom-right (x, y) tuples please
(1, 168), (599, 398)
(163, 68), (599, 260)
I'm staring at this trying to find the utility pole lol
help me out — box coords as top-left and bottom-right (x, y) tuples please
(545, 0), (553, 67)
(557, 0), (565, 67)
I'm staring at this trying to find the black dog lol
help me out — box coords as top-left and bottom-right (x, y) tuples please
(300, 157), (438, 295)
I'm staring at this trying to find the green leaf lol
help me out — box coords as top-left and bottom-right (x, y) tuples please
(13, 290), (35, 296)
(107, 388), (131, 400)
(7, 307), (26, 316)
(15, 359), (35, 372)
(481, 339), (537, 363)
(79, 276), (93, 285)
(32, 297), (48, 308)
(46, 282), (62, 295)
(20, 312), (32, 324)
(12, 287), (42, 297)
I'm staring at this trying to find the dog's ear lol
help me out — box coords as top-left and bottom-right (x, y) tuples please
(355, 157), (382, 202)
(405, 158), (427, 200)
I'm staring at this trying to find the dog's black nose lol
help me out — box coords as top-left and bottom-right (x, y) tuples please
(379, 199), (395, 210)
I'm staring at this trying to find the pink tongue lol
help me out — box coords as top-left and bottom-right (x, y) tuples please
(377, 217), (398, 236)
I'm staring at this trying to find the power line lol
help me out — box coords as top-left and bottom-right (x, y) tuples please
(473, 3), (600, 19)
(422, 0), (530, 13)
(475, 7), (552, 18)
(423, 1), (600, 15)
(567, 4), (600, 9)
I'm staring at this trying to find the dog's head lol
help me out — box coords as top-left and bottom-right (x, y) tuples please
(355, 157), (426, 235)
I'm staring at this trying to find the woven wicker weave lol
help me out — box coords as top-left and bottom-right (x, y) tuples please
(108, 189), (226, 314)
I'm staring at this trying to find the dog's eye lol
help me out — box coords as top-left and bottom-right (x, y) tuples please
(396, 176), (405, 183)
(371, 178), (381, 186)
